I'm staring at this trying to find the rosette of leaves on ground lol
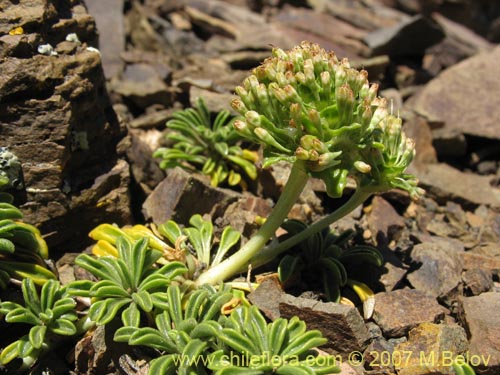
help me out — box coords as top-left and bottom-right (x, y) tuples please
(277, 219), (382, 318)
(207, 305), (340, 374)
(67, 236), (187, 342)
(154, 97), (258, 187)
(88, 214), (241, 282)
(0, 172), (55, 289)
(0, 279), (79, 371)
(125, 284), (235, 374)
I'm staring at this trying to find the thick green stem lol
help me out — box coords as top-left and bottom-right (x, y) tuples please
(194, 161), (309, 286)
(248, 188), (373, 269)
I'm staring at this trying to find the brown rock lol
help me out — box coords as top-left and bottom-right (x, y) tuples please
(459, 293), (500, 375)
(462, 269), (493, 296)
(410, 46), (500, 141)
(247, 277), (284, 321)
(394, 322), (468, 375)
(372, 289), (448, 338)
(402, 114), (438, 165)
(367, 196), (406, 245)
(142, 167), (239, 225)
(407, 241), (464, 302)
(279, 294), (370, 357)
(0, 0), (130, 250)
(462, 252), (500, 278)
(414, 163), (500, 207)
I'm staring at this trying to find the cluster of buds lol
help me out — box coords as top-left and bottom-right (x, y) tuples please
(231, 41), (421, 199)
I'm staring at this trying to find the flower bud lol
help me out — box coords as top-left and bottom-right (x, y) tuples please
(308, 149), (319, 161)
(245, 111), (261, 127)
(270, 83), (287, 104)
(254, 127), (291, 153)
(320, 71), (331, 98)
(304, 59), (315, 84)
(310, 151), (342, 171)
(369, 104), (389, 130)
(233, 119), (254, 137)
(231, 98), (247, 116)
(295, 147), (310, 160)
(354, 160), (372, 174)
(308, 109), (321, 131)
(300, 135), (317, 150)
(295, 72), (306, 85)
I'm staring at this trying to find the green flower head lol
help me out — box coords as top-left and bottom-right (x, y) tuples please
(231, 41), (422, 199)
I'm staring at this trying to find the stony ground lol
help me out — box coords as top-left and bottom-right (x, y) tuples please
(1, 0), (500, 374)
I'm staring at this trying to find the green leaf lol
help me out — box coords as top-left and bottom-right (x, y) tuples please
(156, 261), (188, 281)
(40, 279), (60, 312)
(219, 328), (259, 356)
(132, 290), (153, 312)
(158, 220), (183, 244)
(21, 278), (41, 315)
(29, 325), (47, 349)
(267, 318), (288, 356)
(17, 335), (35, 358)
(129, 327), (177, 352)
(200, 292), (233, 322)
(121, 303), (140, 327)
(50, 318), (77, 336)
(167, 285), (183, 328)
(88, 298), (130, 325)
(184, 289), (209, 320)
(65, 280), (93, 297)
(5, 307), (41, 325)
(129, 237), (149, 288)
(247, 306), (268, 353)
(276, 365), (315, 375)
(148, 356), (177, 375)
(114, 326), (138, 343)
(278, 255), (303, 283)
(191, 320), (222, 339)
(212, 226), (240, 266)
(281, 331), (327, 357)
(0, 340), (20, 365)
(90, 280), (129, 298)
(0, 238), (15, 253)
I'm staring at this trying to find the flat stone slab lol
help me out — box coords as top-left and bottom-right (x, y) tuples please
(460, 292), (500, 375)
(410, 45), (500, 140)
(372, 289), (448, 338)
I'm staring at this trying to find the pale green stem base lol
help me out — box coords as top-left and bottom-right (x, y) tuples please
(194, 161), (309, 287)
(248, 188), (373, 269)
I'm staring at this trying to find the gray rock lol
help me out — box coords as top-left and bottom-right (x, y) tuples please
(372, 289), (448, 338)
(459, 293), (500, 375)
(85, 0), (125, 78)
(411, 46), (500, 140)
(279, 294), (370, 357)
(111, 63), (172, 109)
(364, 15), (444, 56)
(407, 242), (464, 303)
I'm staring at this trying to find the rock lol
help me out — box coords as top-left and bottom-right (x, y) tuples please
(402, 114), (438, 165)
(431, 127), (468, 159)
(410, 46), (500, 141)
(272, 6), (368, 57)
(184, 5), (239, 39)
(85, 0), (125, 78)
(182, 0), (266, 26)
(462, 269), (493, 296)
(247, 277), (284, 321)
(459, 292), (500, 375)
(372, 289), (448, 338)
(189, 86), (236, 115)
(125, 128), (165, 194)
(111, 63), (172, 109)
(142, 167), (239, 225)
(0, 0), (131, 251)
(407, 241), (464, 302)
(324, 1), (407, 31)
(217, 194), (273, 238)
(367, 196), (406, 246)
(414, 163), (500, 207)
(129, 108), (177, 129)
(462, 252), (500, 279)
(279, 294), (370, 357)
(364, 15), (445, 56)
(394, 322), (468, 375)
